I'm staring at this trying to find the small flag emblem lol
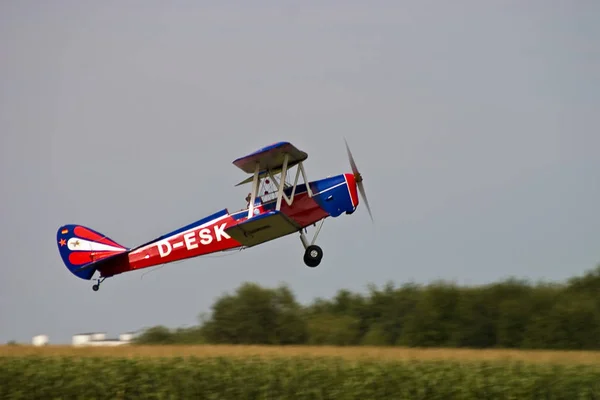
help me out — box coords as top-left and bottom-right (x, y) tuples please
(61, 228), (69, 234)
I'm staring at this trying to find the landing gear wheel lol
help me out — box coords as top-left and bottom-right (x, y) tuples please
(303, 245), (323, 268)
(92, 277), (105, 292)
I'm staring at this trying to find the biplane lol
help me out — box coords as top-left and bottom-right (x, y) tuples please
(56, 140), (372, 291)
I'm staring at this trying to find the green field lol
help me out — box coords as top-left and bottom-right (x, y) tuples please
(1, 345), (600, 399)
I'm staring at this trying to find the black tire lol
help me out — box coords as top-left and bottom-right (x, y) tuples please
(303, 245), (323, 268)
(92, 284), (99, 292)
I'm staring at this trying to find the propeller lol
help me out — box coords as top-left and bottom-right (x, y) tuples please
(344, 138), (373, 222)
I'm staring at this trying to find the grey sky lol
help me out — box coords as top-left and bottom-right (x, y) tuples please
(1, 1), (598, 344)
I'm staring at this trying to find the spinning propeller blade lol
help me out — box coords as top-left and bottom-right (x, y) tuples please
(344, 138), (373, 222)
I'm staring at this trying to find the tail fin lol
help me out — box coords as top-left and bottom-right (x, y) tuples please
(56, 224), (129, 280)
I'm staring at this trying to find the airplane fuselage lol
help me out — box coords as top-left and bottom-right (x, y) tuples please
(97, 172), (358, 278)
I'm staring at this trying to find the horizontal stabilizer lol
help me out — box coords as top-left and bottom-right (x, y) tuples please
(224, 210), (301, 247)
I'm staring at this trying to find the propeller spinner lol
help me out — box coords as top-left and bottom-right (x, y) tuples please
(344, 138), (373, 222)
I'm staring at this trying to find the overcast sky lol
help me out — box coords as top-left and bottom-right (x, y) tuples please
(1, 1), (598, 344)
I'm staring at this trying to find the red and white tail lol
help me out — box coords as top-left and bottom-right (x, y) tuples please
(56, 224), (129, 280)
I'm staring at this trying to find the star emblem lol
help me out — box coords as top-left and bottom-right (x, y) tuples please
(74, 240), (80, 247)
(59, 238), (66, 246)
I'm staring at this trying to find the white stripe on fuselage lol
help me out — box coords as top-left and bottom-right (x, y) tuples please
(313, 182), (346, 196)
(129, 214), (229, 254)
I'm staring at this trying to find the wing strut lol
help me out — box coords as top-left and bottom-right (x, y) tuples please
(247, 162), (260, 219)
(241, 147), (313, 217)
(267, 160), (313, 210)
(275, 153), (289, 210)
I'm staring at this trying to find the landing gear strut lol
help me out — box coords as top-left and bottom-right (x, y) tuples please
(300, 219), (325, 268)
(92, 277), (106, 292)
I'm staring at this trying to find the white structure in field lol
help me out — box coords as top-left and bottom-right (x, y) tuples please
(32, 335), (49, 346)
(119, 332), (135, 342)
(72, 331), (136, 347)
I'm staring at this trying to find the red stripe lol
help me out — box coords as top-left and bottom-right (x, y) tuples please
(69, 251), (122, 265)
(344, 173), (359, 207)
(74, 226), (122, 248)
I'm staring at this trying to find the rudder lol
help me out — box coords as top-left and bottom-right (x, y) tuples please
(56, 224), (129, 280)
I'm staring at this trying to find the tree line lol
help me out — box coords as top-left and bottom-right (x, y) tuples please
(134, 265), (600, 350)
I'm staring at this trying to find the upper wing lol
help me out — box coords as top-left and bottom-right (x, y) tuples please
(232, 141), (308, 174)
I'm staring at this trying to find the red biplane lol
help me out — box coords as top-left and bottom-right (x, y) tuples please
(56, 140), (372, 291)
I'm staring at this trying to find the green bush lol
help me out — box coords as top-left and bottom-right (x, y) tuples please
(136, 266), (600, 350)
(1, 356), (599, 399)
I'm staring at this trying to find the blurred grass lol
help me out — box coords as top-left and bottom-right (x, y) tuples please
(1, 344), (600, 364)
(1, 354), (599, 399)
